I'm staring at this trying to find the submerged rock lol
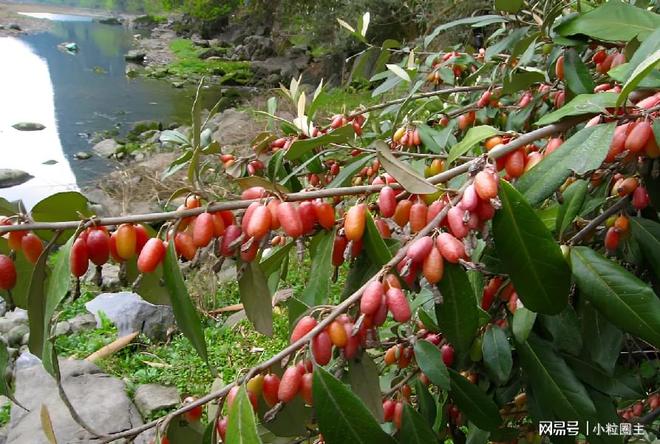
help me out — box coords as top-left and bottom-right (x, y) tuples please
(0, 170), (32, 188)
(73, 151), (91, 160)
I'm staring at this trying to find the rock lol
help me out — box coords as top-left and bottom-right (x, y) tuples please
(58, 42), (78, 52)
(124, 50), (146, 63)
(209, 108), (260, 149)
(0, 300), (7, 318)
(68, 313), (97, 333)
(92, 138), (121, 157)
(5, 310), (27, 324)
(7, 359), (144, 444)
(133, 384), (179, 417)
(0, 170), (32, 189)
(126, 64), (141, 77)
(191, 35), (209, 47)
(198, 47), (228, 59)
(8, 24), (21, 31)
(14, 352), (39, 371)
(19, 334), (28, 347)
(86, 292), (175, 341)
(11, 122), (44, 131)
(53, 321), (70, 337)
(42, 160), (58, 165)
(0, 320), (15, 335)
(251, 56), (307, 86)
(98, 17), (123, 25)
(73, 151), (91, 160)
(129, 120), (162, 139)
(6, 325), (29, 348)
(171, 81), (184, 88)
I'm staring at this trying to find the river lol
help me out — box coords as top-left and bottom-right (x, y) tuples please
(0, 12), (218, 208)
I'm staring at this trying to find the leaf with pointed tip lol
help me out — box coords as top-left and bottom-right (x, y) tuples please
(363, 212), (393, 267)
(238, 261), (273, 336)
(226, 386), (262, 444)
(564, 48), (596, 96)
(386, 64), (411, 82)
(348, 355), (384, 421)
(40, 404), (57, 444)
(512, 307), (536, 343)
(163, 241), (211, 367)
(413, 340), (450, 390)
(570, 246), (660, 347)
(435, 264), (478, 355)
(494, 180), (570, 314)
(448, 369), (502, 431)
(374, 141), (436, 194)
(481, 326), (512, 385)
(285, 125), (355, 160)
(301, 230), (335, 306)
(556, 179), (588, 240)
(535, 93), (618, 126)
(313, 367), (396, 444)
(516, 334), (597, 422)
(400, 404), (438, 444)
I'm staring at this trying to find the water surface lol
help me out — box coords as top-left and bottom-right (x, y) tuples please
(0, 13), (218, 208)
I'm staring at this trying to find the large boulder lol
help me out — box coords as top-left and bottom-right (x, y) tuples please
(7, 358), (145, 444)
(85, 292), (175, 341)
(124, 50), (146, 63)
(92, 138), (121, 157)
(208, 108), (260, 150)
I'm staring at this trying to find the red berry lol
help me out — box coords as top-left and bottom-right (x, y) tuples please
(70, 238), (89, 278)
(300, 372), (313, 405)
(298, 201), (317, 235)
(422, 246), (444, 284)
(86, 229), (110, 266)
(386, 288), (411, 322)
(220, 225), (242, 257)
(406, 236), (434, 264)
(0, 255), (17, 290)
(474, 170), (499, 200)
(21, 233), (43, 264)
(441, 344), (455, 366)
(245, 205), (272, 240)
(277, 203), (304, 238)
(344, 204), (367, 241)
(383, 399), (395, 422)
(313, 201), (335, 230)
(632, 186), (650, 210)
(137, 238), (166, 273)
(361, 281), (385, 316)
(262, 373), (280, 407)
(436, 233), (466, 263)
(115, 224), (137, 260)
(312, 331), (333, 365)
(291, 315), (317, 343)
(378, 186), (396, 218)
(192, 213), (215, 247)
(182, 396), (202, 422)
(278, 365), (303, 403)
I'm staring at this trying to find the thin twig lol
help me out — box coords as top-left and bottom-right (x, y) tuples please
(567, 197), (629, 245)
(383, 368), (421, 398)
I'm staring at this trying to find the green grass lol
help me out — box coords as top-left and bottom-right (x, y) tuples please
(53, 253), (327, 398)
(166, 39), (252, 83)
(313, 87), (378, 117)
(0, 403), (9, 427)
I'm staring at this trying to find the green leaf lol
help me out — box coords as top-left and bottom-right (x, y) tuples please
(570, 246), (660, 347)
(589, 390), (625, 444)
(30, 192), (91, 242)
(386, 64), (411, 82)
(436, 263), (478, 355)
(630, 217), (660, 278)
(413, 340), (450, 390)
(41, 238), (74, 358)
(313, 367), (396, 444)
(363, 212), (393, 267)
(535, 93), (618, 126)
(556, 1), (660, 42)
(413, 380), (437, 427)
(517, 123), (616, 205)
(327, 154), (374, 188)
(502, 69), (545, 95)
(466, 423), (490, 444)
(226, 386), (262, 444)
(578, 300), (623, 375)
(512, 307), (536, 343)
(424, 15), (507, 47)
(125, 259), (170, 305)
(539, 305), (583, 356)
(27, 241), (53, 359)
(564, 48), (596, 96)
(610, 27), (660, 89)
(417, 124), (441, 153)
(300, 230), (335, 306)
(447, 126), (500, 164)
(400, 404), (438, 444)
(486, 28), (529, 62)
(481, 326), (512, 385)
(238, 261), (273, 336)
(285, 125), (355, 160)
(375, 141), (436, 194)
(516, 334), (597, 421)
(163, 241), (211, 367)
(617, 49), (660, 108)
(556, 179), (588, 240)
(448, 369), (502, 431)
(564, 355), (642, 399)
(348, 355), (385, 422)
(493, 180), (570, 314)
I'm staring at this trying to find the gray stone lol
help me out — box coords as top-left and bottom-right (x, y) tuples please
(6, 326), (28, 348)
(8, 24), (21, 31)
(19, 334), (28, 347)
(11, 122), (44, 131)
(4, 310), (27, 323)
(209, 108), (260, 149)
(53, 321), (70, 337)
(133, 384), (179, 417)
(0, 320), (14, 335)
(14, 352), (39, 371)
(92, 138), (121, 157)
(124, 49), (146, 62)
(0, 300), (7, 318)
(68, 313), (97, 333)
(86, 292), (175, 341)
(0, 170), (32, 189)
(7, 359), (145, 444)
(73, 151), (91, 160)
(98, 17), (123, 25)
